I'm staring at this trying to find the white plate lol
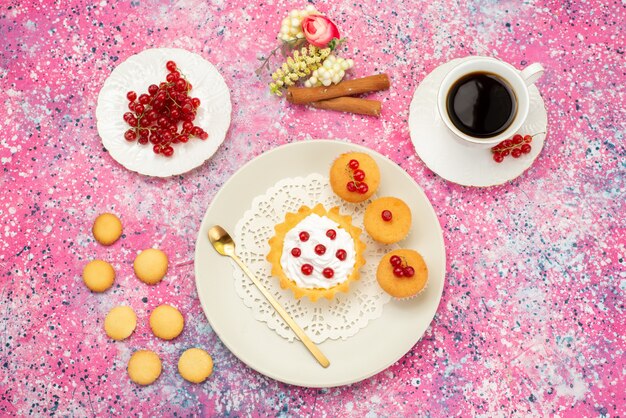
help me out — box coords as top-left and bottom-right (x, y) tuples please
(194, 140), (446, 388)
(409, 58), (548, 187)
(96, 48), (231, 177)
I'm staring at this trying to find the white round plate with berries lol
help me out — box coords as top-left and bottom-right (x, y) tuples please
(96, 48), (231, 177)
(409, 57), (547, 187)
(194, 140), (446, 387)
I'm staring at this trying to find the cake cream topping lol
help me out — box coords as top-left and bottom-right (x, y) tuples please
(280, 214), (355, 289)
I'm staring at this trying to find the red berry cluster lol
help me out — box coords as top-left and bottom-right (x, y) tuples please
(389, 255), (415, 278)
(123, 60), (208, 157)
(491, 134), (536, 163)
(345, 159), (369, 194)
(291, 229), (346, 279)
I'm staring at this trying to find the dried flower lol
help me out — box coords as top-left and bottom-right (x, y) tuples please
(269, 45), (331, 95)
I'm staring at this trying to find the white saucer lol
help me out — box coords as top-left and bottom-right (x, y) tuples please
(96, 48), (231, 177)
(408, 58), (548, 187)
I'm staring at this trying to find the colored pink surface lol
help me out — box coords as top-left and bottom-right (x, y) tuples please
(1, 1), (624, 416)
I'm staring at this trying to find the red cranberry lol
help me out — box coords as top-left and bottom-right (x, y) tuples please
(314, 244), (326, 255)
(389, 255), (402, 267)
(177, 79), (189, 92)
(353, 169), (365, 182)
(124, 129), (137, 141)
(346, 181), (357, 192)
(403, 266), (415, 277)
(381, 210), (392, 222)
(326, 229), (336, 240)
(301, 264), (313, 275)
(348, 159), (359, 170)
(299, 231), (309, 242)
(357, 182), (369, 194)
(291, 248), (301, 257)
(138, 94), (150, 105)
(166, 60), (177, 72)
(322, 268), (334, 278)
(393, 266), (405, 277)
(162, 146), (174, 157)
(336, 249), (347, 261)
(182, 121), (194, 133)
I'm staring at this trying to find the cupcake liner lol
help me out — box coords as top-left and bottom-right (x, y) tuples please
(392, 275), (430, 300)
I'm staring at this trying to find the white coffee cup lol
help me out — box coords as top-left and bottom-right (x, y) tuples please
(437, 57), (544, 147)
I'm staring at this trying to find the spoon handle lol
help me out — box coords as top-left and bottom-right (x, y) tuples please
(231, 254), (330, 368)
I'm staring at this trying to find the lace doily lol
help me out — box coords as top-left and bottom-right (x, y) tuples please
(234, 173), (394, 344)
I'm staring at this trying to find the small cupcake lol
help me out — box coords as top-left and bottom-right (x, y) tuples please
(376, 249), (428, 299)
(330, 152), (380, 203)
(267, 204), (366, 301)
(364, 197), (412, 244)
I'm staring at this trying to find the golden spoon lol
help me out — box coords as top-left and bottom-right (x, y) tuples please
(207, 225), (330, 368)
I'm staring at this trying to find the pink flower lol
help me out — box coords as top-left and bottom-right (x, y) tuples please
(301, 15), (340, 48)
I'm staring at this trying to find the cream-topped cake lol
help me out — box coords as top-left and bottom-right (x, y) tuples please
(267, 204), (366, 301)
(279, 213), (356, 289)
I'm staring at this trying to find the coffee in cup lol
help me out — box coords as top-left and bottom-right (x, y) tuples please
(437, 57), (544, 147)
(446, 72), (517, 138)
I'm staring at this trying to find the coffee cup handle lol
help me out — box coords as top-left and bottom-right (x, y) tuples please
(520, 63), (544, 86)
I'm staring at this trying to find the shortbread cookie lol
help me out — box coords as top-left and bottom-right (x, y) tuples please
(364, 197), (412, 244)
(330, 152), (380, 203)
(133, 248), (168, 285)
(127, 350), (162, 385)
(104, 306), (137, 341)
(178, 348), (213, 383)
(92, 213), (123, 245)
(149, 304), (184, 340)
(82, 259), (115, 292)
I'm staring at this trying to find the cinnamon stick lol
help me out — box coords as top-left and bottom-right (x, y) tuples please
(286, 74), (390, 104)
(309, 97), (381, 117)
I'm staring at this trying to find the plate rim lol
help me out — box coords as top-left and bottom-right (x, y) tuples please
(194, 139), (447, 387)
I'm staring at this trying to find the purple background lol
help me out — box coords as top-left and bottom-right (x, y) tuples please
(1, 0), (624, 416)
